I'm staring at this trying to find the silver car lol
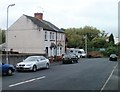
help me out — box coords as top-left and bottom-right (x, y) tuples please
(16, 56), (50, 72)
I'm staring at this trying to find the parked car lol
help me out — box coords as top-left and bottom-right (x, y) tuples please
(109, 54), (118, 61)
(0, 63), (15, 76)
(16, 56), (50, 72)
(62, 53), (78, 64)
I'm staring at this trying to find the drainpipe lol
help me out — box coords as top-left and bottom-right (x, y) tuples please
(56, 32), (57, 61)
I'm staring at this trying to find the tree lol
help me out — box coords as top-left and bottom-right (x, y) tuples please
(64, 26), (102, 49)
(0, 29), (5, 44)
(92, 37), (108, 48)
(106, 46), (119, 56)
(108, 33), (115, 44)
(99, 30), (108, 38)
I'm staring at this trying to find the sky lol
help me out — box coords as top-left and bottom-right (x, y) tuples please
(0, 0), (119, 39)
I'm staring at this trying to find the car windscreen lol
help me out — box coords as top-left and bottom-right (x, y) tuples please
(24, 56), (39, 62)
(110, 54), (116, 57)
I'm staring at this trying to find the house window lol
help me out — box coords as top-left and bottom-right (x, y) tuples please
(59, 34), (61, 40)
(52, 33), (54, 40)
(62, 34), (65, 41)
(50, 32), (52, 40)
(57, 33), (60, 40)
(50, 32), (55, 41)
(57, 34), (59, 40)
(45, 31), (47, 41)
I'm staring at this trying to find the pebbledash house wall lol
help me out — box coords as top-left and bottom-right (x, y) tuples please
(7, 15), (65, 57)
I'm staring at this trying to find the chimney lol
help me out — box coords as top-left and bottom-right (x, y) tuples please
(34, 13), (43, 20)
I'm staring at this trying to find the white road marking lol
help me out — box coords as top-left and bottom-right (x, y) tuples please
(100, 64), (118, 92)
(9, 76), (46, 87)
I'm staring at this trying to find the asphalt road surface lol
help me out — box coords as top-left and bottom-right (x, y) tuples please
(2, 58), (118, 91)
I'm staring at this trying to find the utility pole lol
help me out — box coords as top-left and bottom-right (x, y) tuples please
(85, 35), (87, 58)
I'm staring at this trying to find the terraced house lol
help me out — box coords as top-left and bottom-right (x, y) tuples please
(7, 13), (65, 57)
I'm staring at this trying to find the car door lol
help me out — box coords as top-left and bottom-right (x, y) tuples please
(2, 63), (6, 72)
(36, 57), (42, 69)
(40, 56), (46, 68)
(36, 56), (44, 68)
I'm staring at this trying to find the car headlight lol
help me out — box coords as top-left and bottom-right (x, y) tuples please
(16, 64), (19, 66)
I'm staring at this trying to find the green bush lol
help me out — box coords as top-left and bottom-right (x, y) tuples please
(100, 51), (108, 57)
(101, 46), (118, 57)
(107, 46), (118, 55)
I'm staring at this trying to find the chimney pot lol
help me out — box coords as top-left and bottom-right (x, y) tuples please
(34, 13), (43, 20)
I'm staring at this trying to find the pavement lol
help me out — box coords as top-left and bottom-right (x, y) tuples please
(50, 61), (62, 66)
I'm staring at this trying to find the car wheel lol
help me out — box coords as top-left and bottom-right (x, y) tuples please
(32, 65), (37, 72)
(62, 61), (65, 64)
(109, 58), (112, 61)
(7, 69), (13, 76)
(76, 60), (78, 63)
(17, 70), (21, 72)
(46, 63), (49, 69)
(71, 60), (74, 64)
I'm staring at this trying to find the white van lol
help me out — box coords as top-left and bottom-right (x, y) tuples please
(67, 48), (86, 58)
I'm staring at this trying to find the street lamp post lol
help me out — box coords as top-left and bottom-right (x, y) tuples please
(6, 4), (15, 64)
(85, 35), (87, 58)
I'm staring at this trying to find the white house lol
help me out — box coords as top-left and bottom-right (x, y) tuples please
(7, 13), (65, 57)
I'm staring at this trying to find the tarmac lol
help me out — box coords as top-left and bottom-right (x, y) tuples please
(101, 60), (119, 91)
(51, 59), (120, 91)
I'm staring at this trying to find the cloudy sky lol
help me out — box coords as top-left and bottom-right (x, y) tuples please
(0, 0), (119, 37)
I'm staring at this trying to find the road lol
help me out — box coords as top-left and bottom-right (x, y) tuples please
(2, 58), (118, 91)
